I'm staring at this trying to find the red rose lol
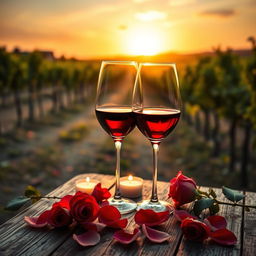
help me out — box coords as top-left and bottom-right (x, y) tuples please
(92, 183), (111, 203)
(181, 218), (210, 242)
(70, 192), (100, 223)
(47, 204), (72, 228)
(169, 171), (197, 207)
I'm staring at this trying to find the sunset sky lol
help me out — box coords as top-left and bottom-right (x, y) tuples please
(0, 0), (255, 58)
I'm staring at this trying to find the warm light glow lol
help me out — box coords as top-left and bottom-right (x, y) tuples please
(127, 28), (163, 56)
(128, 175), (133, 181)
(86, 177), (90, 183)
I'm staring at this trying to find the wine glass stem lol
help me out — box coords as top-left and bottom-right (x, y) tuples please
(151, 142), (159, 203)
(114, 140), (122, 200)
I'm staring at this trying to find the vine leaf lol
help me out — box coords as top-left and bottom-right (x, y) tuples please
(5, 196), (30, 211)
(193, 198), (214, 216)
(25, 185), (41, 203)
(222, 186), (244, 203)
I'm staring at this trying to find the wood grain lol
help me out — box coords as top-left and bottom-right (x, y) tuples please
(242, 191), (256, 256)
(0, 174), (252, 256)
(177, 187), (242, 256)
(0, 174), (115, 256)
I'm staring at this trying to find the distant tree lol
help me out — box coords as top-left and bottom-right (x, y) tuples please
(27, 51), (43, 121)
(240, 36), (256, 187)
(181, 66), (197, 127)
(10, 55), (26, 126)
(0, 47), (11, 108)
(215, 48), (246, 172)
(194, 56), (215, 141)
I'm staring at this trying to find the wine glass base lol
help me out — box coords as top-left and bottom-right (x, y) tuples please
(137, 200), (173, 212)
(108, 198), (137, 214)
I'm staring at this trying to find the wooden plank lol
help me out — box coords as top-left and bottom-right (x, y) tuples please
(243, 191), (256, 256)
(0, 174), (116, 256)
(52, 180), (188, 256)
(177, 187), (242, 256)
(50, 180), (154, 256)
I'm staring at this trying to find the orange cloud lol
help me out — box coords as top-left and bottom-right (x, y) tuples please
(199, 8), (236, 18)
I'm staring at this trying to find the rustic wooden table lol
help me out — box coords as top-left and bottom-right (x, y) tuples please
(0, 173), (255, 256)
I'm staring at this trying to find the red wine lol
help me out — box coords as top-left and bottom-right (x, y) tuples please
(135, 108), (180, 141)
(96, 107), (135, 139)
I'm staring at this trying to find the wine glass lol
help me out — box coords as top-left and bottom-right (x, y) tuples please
(95, 61), (138, 214)
(133, 63), (181, 212)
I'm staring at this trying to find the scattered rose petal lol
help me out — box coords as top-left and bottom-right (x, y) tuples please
(24, 216), (48, 228)
(173, 209), (197, 222)
(92, 183), (111, 203)
(142, 224), (170, 243)
(135, 209), (169, 226)
(210, 228), (237, 246)
(24, 210), (50, 228)
(204, 215), (227, 231)
(81, 222), (106, 232)
(99, 205), (127, 229)
(73, 230), (100, 247)
(114, 228), (141, 244)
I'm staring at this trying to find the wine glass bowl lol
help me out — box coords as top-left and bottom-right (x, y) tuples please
(133, 63), (182, 212)
(95, 61), (138, 214)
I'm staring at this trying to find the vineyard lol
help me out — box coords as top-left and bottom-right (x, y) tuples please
(0, 37), (255, 224)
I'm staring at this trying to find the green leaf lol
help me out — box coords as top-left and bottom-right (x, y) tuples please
(25, 185), (41, 203)
(193, 198), (214, 216)
(208, 188), (217, 198)
(5, 196), (30, 211)
(222, 186), (245, 203)
(209, 202), (220, 215)
(194, 189), (203, 200)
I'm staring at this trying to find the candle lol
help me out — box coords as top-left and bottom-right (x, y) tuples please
(120, 175), (143, 198)
(75, 177), (98, 194)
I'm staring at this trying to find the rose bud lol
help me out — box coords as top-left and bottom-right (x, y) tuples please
(169, 171), (197, 207)
(92, 183), (111, 203)
(47, 204), (72, 228)
(181, 218), (210, 242)
(70, 192), (100, 223)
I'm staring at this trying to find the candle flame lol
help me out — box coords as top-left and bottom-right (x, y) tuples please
(86, 177), (90, 182)
(128, 175), (133, 181)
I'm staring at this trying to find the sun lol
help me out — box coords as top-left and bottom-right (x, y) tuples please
(127, 28), (163, 56)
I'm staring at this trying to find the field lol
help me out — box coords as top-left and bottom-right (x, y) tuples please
(0, 47), (255, 224)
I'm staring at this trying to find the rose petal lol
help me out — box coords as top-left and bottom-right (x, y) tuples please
(24, 216), (48, 228)
(92, 183), (111, 203)
(174, 209), (197, 222)
(53, 195), (73, 210)
(135, 209), (169, 226)
(142, 224), (170, 243)
(100, 200), (110, 207)
(114, 228), (141, 244)
(24, 210), (50, 228)
(204, 215), (227, 231)
(99, 205), (121, 222)
(73, 230), (100, 247)
(103, 218), (128, 229)
(81, 222), (106, 232)
(210, 228), (237, 246)
(99, 205), (127, 229)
